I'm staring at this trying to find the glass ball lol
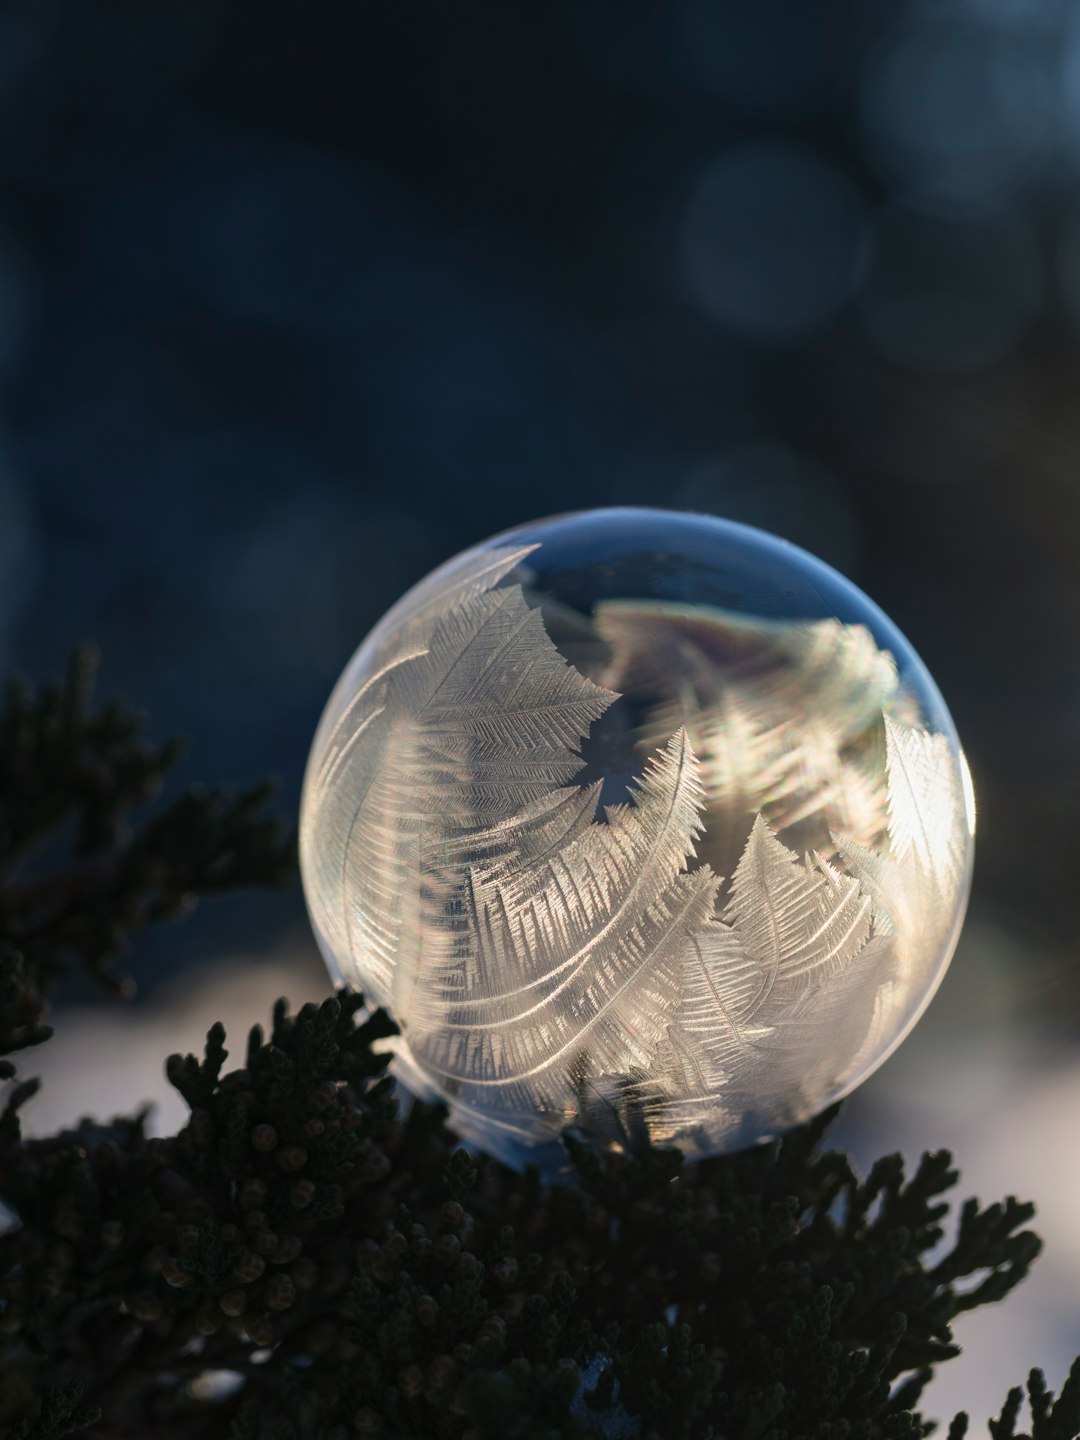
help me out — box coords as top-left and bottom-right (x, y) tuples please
(300, 509), (974, 1170)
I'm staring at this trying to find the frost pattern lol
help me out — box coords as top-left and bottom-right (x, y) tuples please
(304, 547), (614, 1013)
(301, 549), (971, 1162)
(593, 599), (915, 877)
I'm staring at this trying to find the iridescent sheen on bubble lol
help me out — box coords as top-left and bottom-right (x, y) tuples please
(300, 509), (974, 1170)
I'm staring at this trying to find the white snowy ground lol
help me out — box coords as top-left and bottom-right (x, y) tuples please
(18, 913), (1080, 1433)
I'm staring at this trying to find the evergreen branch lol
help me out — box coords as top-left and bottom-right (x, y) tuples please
(0, 647), (295, 996)
(4, 1384), (100, 1440)
(1, 988), (1071, 1439)
(0, 656), (1075, 1440)
(980, 1362), (1080, 1440)
(0, 946), (52, 1075)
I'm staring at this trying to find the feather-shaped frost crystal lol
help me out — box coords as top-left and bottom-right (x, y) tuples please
(301, 509), (974, 1169)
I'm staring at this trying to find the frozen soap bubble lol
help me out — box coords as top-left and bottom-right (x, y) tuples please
(300, 509), (974, 1169)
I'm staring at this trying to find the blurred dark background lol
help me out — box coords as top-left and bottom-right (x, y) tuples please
(4, 0), (1079, 988)
(3, 0), (1080, 1412)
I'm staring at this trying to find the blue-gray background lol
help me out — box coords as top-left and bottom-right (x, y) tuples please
(2, 0), (1079, 1419)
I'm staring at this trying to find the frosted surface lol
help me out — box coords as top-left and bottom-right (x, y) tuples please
(300, 509), (974, 1169)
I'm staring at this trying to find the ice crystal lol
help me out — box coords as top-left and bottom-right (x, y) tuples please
(300, 510), (974, 1167)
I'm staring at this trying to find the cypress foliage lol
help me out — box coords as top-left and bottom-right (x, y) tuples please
(0, 656), (1077, 1440)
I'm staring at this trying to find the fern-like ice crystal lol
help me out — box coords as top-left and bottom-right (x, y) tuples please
(300, 548), (971, 1161)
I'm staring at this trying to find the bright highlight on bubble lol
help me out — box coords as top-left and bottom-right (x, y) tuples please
(300, 509), (974, 1170)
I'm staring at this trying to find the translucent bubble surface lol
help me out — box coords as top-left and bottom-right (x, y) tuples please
(300, 510), (974, 1169)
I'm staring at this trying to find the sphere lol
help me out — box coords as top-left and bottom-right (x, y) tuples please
(300, 509), (974, 1169)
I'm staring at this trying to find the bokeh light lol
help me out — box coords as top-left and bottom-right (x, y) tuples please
(862, 20), (1052, 202)
(681, 141), (866, 343)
